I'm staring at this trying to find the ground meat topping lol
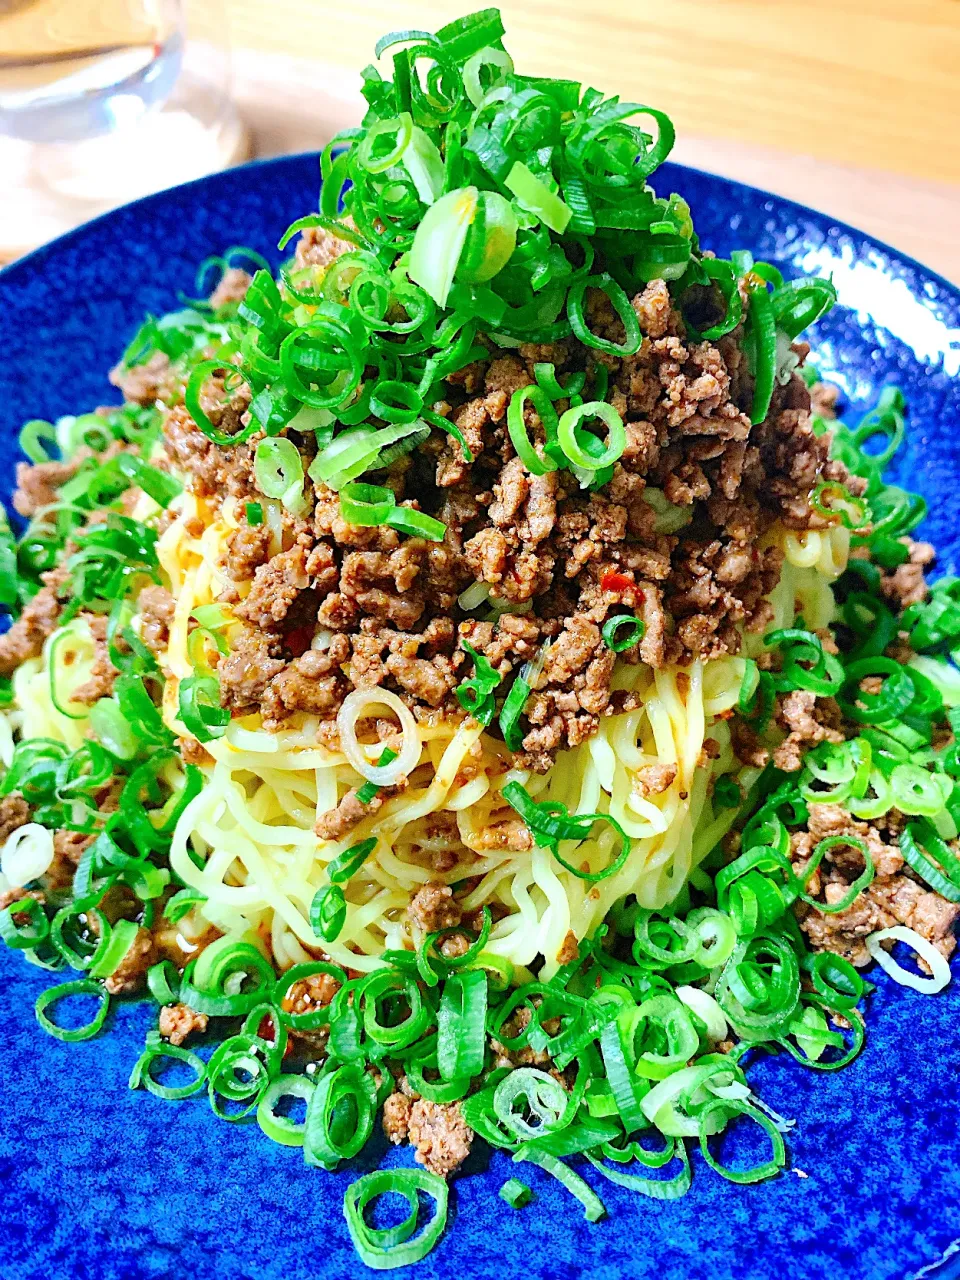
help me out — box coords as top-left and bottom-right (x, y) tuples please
(407, 882), (462, 934)
(110, 350), (180, 407)
(218, 627), (286, 713)
(137, 585), (175, 655)
(0, 794), (30, 845)
(383, 1090), (413, 1145)
(71, 613), (119, 705)
(636, 762), (678, 798)
(406, 1098), (473, 1177)
(772, 690), (844, 773)
(151, 228), (858, 769)
(281, 970), (341, 1018)
(158, 1003), (209, 1046)
(0, 887), (42, 916)
(103, 926), (156, 995)
(879, 538), (935, 611)
(315, 785), (386, 842)
(790, 804), (960, 967)
(13, 456), (86, 519)
(0, 564), (69, 675)
(207, 267), (251, 309)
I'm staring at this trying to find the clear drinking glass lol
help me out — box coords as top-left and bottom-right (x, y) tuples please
(0, 0), (248, 260)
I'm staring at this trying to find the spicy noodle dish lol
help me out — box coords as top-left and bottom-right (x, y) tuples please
(1, 8), (958, 1268)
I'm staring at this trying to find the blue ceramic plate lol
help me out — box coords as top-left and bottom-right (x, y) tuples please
(0, 156), (959, 1280)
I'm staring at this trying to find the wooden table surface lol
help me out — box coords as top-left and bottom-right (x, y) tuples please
(220, 0), (960, 185)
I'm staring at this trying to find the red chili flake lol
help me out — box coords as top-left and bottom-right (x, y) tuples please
(284, 625), (314, 657)
(601, 571), (633, 593)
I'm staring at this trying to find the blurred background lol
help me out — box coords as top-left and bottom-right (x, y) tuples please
(1, 0), (958, 276)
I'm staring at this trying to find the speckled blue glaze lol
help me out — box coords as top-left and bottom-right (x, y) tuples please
(0, 156), (958, 1280)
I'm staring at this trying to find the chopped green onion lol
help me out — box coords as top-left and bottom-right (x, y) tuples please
(499, 1177), (532, 1208)
(502, 781), (631, 882)
(567, 273), (642, 357)
(556, 401), (625, 471)
(507, 385), (559, 476)
(437, 968), (487, 1080)
(339, 481), (396, 526)
(257, 1074), (315, 1146)
(456, 641), (502, 725)
(585, 1140), (692, 1201)
(147, 960), (181, 1005)
(305, 1061), (377, 1167)
(899, 821), (960, 902)
(88, 918), (140, 980)
(698, 1100), (786, 1184)
(601, 614), (645, 652)
(505, 162), (572, 234)
(746, 283), (777, 426)
(179, 674), (230, 743)
(328, 837), (378, 883)
(129, 1034), (207, 1100)
(254, 437), (305, 511)
(246, 501), (263, 526)
(19, 419), (59, 464)
(384, 505), (446, 540)
(499, 674), (530, 750)
(343, 1168), (448, 1269)
(513, 1147), (606, 1222)
(35, 979), (110, 1042)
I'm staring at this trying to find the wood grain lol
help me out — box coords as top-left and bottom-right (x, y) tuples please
(218, 0), (960, 184)
(231, 48), (960, 284)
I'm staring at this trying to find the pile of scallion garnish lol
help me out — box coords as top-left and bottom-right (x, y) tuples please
(1, 7), (960, 1271)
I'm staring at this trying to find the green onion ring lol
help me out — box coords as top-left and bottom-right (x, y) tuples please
(35, 979), (110, 1042)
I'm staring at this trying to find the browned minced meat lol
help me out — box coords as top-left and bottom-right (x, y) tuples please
(730, 716), (770, 769)
(772, 689), (844, 773)
(137, 585), (175, 655)
(109, 350), (181, 407)
(406, 1098), (474, 1178)
(636, 762), (678, 798)
(0, 794), (30, 844)
(217, 627), (287, 713)
(208, 267), (251, 310)
(71, 613), (119, 705)
(315, 784), (386, 842)
(880, 538), (935, 612)
(383, 1090), (413, 1145)
(407, 881), (462, 934)
(463, 815), (534, 853)
(281, 970), (340, 1018)
(158, 1003), (209, 1046)
(490, 1003), (563, 1069)
(177, 735), (211, 766)
(556, 929), (579, 965)
(103, 925), (157, 995)
(13, 456), (85, 519)
(224, 523), (272, 580)
(0, 564), (69, 675)
(148, 230), (856, 771)
(162, 401), (257, 502)
(45, 829), (94, 891)
(295, 224), (359, 270)
(809, 380), (840, 420)
(790, 803), (960, 967)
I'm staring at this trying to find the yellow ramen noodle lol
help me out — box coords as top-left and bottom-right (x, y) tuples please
(10, 486), (851, 979)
